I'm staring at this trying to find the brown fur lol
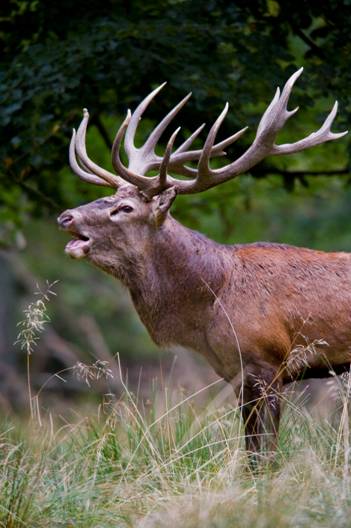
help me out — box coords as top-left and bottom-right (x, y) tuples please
(58, 184), (351, 456)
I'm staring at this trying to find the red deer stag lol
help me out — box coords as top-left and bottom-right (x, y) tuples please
(58, 68), (348, 456)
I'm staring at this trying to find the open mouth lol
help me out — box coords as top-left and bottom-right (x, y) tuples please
(65, 233), (91, 259)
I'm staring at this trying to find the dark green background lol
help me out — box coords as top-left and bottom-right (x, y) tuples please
(1, 0), (351, 408)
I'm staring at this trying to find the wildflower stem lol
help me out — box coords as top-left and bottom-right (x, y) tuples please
(27, 352), (33, 419)
(15, 280), (58, 422)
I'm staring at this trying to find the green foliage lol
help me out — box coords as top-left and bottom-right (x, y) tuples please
(3, 0), (351, 368)
(1, 0), (351, 245)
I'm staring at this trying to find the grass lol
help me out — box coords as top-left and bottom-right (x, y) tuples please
(0, 379), (351, 528)
(7, 284), (351, 527)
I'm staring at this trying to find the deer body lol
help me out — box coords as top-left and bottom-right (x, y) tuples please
(58, 69), (349, 457)
(94, 210), (351, 381)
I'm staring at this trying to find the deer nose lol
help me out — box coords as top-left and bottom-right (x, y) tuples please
(57, 212), (74, 229)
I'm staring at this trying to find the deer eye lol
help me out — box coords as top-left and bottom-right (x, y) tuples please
(110, 204), (134, 217)
(119, 205), (133, 213)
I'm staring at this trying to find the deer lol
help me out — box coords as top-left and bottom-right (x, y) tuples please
(58, 68), (349, 458)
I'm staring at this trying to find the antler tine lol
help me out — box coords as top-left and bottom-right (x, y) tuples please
(197, 103), (229, 179)
(160, 105), (243, 184)
(171, 127), (248, 169)
(112, 110), (160, 192)
(272, 100), (348, 155)
(254, 67), (347, 156)
(69, 129), (111, 186)
(142, 92), (192, 155)
(75, 109), (122, 188)
(210, 127), (248, 151)
(124, 82), (167, 158)
(174, 123), (206, 154)
(255, 67), (302, 141)
(168, 120), (247, 171)
(158, 127), (181, 190)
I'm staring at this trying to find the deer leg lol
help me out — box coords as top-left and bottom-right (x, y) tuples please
(238, 364), (281, 459)
(240, 382), (265, 455)
(263, 380), (281, 454)
(241, 403), (264, 454)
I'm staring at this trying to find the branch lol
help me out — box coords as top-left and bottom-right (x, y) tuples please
(4, 169), (60, 210)
(289, 20), (325, 59)
(253, 167), (349, 178)
(198, 166), (351, 202)
(92, 114), (112, 150)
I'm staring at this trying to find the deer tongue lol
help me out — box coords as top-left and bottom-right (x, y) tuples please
(65, 238), (90, 259)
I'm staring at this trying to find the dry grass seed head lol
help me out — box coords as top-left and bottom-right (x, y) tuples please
(72, 360), (114, 387)
(286, 338), (329, 376)
(15, 280), (58, 355)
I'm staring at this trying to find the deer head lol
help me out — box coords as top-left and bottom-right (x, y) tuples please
(58, 68), (346, 278)
(57, 182), (179, 281)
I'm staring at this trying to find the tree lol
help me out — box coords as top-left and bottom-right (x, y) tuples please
(1, 0), (350, 246)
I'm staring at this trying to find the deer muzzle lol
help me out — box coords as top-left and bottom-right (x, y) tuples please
(57, 211), (91, 259)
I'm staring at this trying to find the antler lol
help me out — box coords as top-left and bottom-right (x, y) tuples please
(111, 83), (245, 195)
(176, 67), (347, 194)
(69, 108), (124, 188)
(69, 84), (239, 192)
(69, 68), (347, 196)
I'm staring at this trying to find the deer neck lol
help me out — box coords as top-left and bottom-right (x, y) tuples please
(126, 216), (227, 346)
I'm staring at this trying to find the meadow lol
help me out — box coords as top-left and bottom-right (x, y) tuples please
(2, 244), (351, 528)
(1, 371), (351, 528)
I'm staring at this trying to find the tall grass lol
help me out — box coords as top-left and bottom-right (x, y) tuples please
(6, 281), (351, 526)
(0, 379), (350, 528)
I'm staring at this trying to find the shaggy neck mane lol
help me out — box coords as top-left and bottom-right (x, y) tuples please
(123, 216), (228, 345)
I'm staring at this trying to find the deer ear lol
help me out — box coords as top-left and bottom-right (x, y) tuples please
(152, 187), (177, 227)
